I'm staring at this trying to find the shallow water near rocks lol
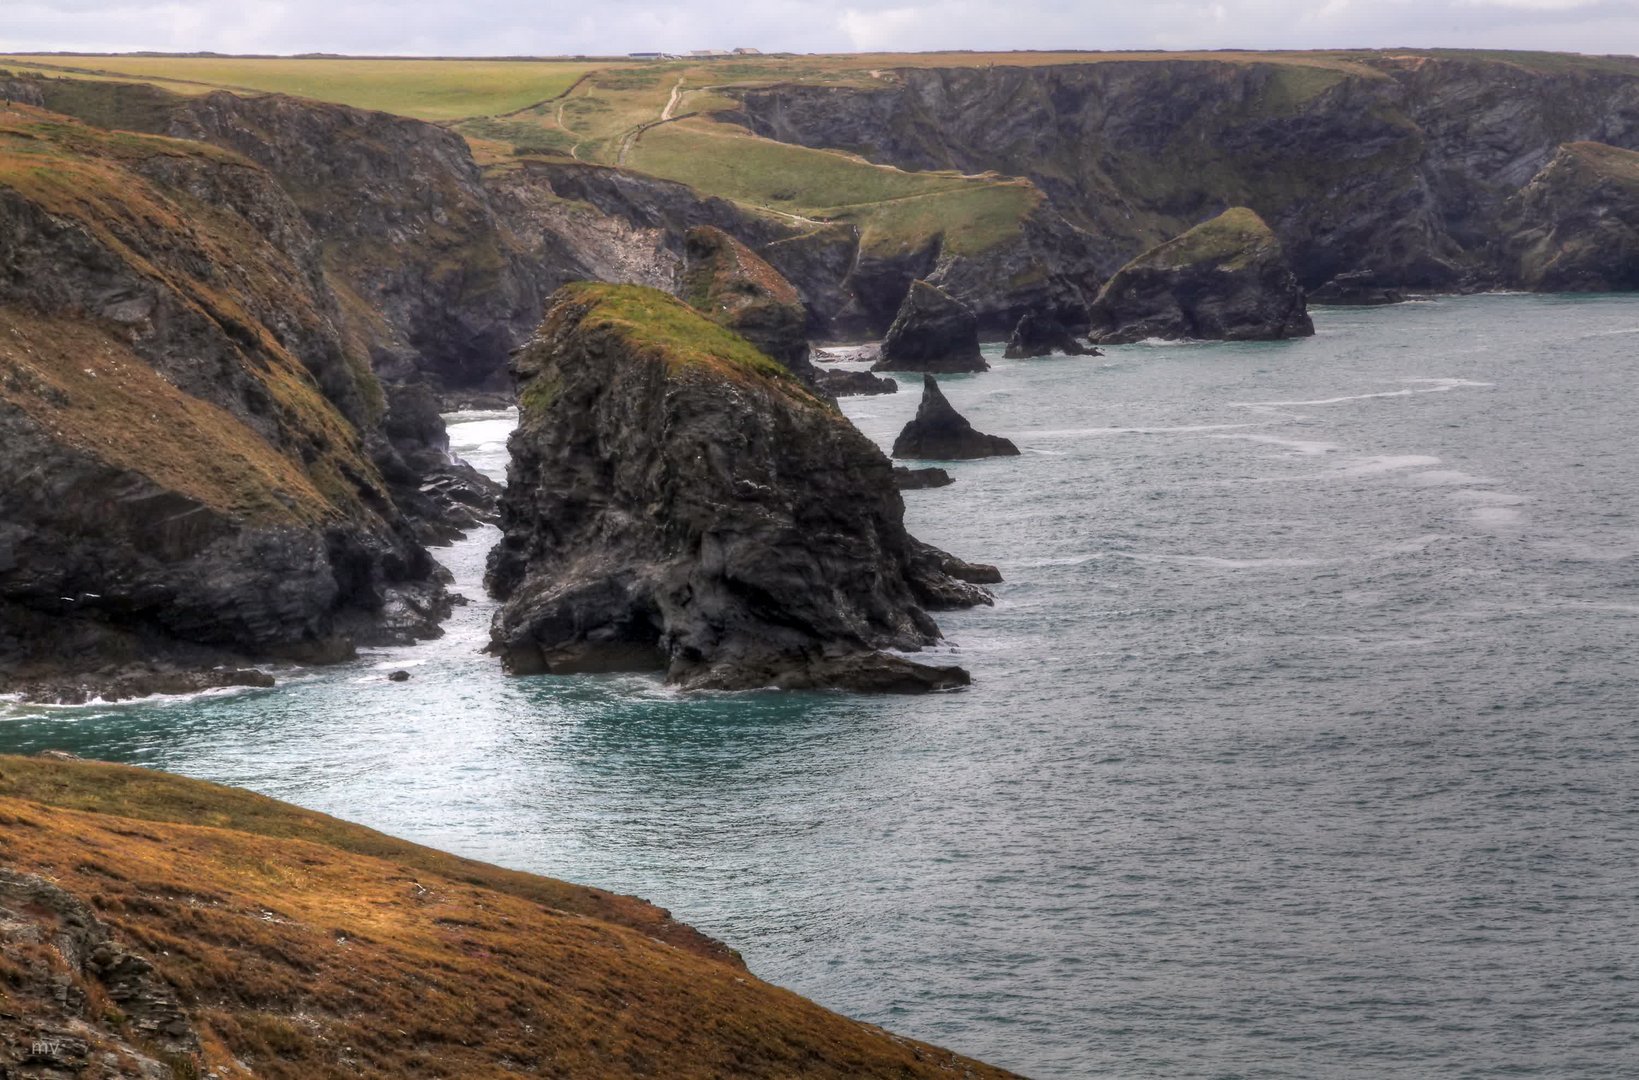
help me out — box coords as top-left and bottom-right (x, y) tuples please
(5, 294), (1639, 1078)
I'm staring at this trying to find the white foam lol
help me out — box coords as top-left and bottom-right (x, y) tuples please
(1407, 470), (1496, 487)
(1116, 551), (1327, 570)
(1219, 433), (1341, 455)
(1336, 455), (1443, 476)
(1449, 490), (1527, 506)
(1231, 378), (1492, 409)
(1469, 506), (1526, 526)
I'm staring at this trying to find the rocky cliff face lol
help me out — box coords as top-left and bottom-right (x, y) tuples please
(0, 752), (1022, 1080)
(0, 105), (447, 698)
(1086, 208), (1314, 344)
(681, 224), (825, 389)
(729, 55), (1639, 291)
(1508, 141), (1639, 291)
(487, 284), (996, 692)
(875, 280), (989, 373)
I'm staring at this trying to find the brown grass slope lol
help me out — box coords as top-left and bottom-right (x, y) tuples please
(0, 755), (1021, 1079)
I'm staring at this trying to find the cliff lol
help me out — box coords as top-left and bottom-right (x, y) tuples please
(1509, 141), (1639, 291)
(728, 53), (1639, 292)
(0, 753), (1020, 1079)
(0, 104), (451, 700)
(1086, 207), (1314, 343)
(487, 284), (996, 693)
(681, 224), (824, 389)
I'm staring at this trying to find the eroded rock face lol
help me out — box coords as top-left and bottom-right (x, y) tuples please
(874, 281), (989, 373)
(892, 377), (1021, 460)
(1086, 208), (1315, 344)
(1509, 141), (1639, 291)
(681, 225), (825, 390)
(1307, 270), (1406, 306)
(1003, 311), (1101, 358)
(0, 106), (449, 700)
(487, 284), (996, 693)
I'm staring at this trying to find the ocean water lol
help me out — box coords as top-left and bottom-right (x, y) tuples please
(4, 294), (1639, 1078)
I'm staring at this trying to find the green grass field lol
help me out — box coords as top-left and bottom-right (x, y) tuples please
(0, 55), (606, 120)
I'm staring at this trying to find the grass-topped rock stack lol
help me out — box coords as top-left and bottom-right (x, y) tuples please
(874, 280), (989, 373)
(0, 753), (1024, 1079)
(486, 283), (998, 692)
(1086, 208), (1315, 344)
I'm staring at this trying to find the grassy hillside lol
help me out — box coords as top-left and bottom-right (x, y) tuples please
(0, 754), (1019, 1079)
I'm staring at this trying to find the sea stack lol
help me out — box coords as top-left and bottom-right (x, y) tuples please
(1003, 311), (1101, 358)
(892, 376), (1020, 460)
(681, 224), (825, 390)
(487, 284), (999, 693)
(873, 280), (989, 373)
(1086, 207), (1315, 344)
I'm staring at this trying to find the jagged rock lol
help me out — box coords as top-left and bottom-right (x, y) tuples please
(487, 284), (997, 693)
(388, 670), (411, 682)
(892, 377), (1020, 461)
(682, 225), (825, 390)
(1307, 269), (1405, 306)
(894, 466), (955, 489)
(1003, 311), (1101, 358)
(873, 281), (989, 373)
(818, 369), (898, 396)
(1509, 141), (1639, 291)
(374, 381), (502, 546)
(1086, 208), (1315, 344)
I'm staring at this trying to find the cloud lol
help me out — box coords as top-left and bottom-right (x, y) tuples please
(1, 0), (1636, 57)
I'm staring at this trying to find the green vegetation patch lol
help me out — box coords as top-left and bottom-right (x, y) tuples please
(1144, 206), (1277, 271)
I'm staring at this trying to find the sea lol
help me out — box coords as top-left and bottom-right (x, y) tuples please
(4, 293), (1638, 1078)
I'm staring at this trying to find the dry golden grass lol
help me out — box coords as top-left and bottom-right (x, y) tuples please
(0, 755), (1020, 1079)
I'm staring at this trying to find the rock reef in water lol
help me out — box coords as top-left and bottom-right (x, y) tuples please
(0, 753), (1022, 1080)
(1307, 269), (1406, 306)
(1003, 311), (1101, 358)
(818, 368), (899, 396)
(894, 466), (956, 489)
(892, 377), (1021, 461)
(873, 281), (989, 373)
(487, 284), (998, 693)
(681, 224), (825, 390)
(1508, 141), (1639, 291)
(1086, 208), (1315, 344)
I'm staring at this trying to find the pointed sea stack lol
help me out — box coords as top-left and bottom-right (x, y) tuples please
(873, 281), (989, 373)
(892, 377), (1020, 460)
(1003, 311), (1101, 358)
(1086, 207), (1314, 344)
(487, 284), (998, 693)
(681, 225), (825, 391)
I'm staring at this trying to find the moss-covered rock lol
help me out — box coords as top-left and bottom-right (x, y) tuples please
(681, 224), (825, 389)
(1086, 208), (1314, 344)
(488, 283), (997, 692)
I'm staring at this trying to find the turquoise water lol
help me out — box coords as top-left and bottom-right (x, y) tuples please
(5, 295), (1639, 1078)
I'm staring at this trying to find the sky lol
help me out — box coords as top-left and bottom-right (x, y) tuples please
(3, 0), (1637, 57)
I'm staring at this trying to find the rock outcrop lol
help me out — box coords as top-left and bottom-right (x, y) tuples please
(894, 466), (956, 489)
(873, 280), (989, 373)
(1307, 270), (1406, 306)
(681, 224), (825, 389)
(0, 752), (1022, 1080)
(1003, 310), (1101, 358)
(818, 369), (899, 396)
(0, 105), (448, 700)
(1509, 141), (1639, 291)
(487, 284), (996, 693)
(892, 377), (1021, 460)
(1086, 208), (1315, 344)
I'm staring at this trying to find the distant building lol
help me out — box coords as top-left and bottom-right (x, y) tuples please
(628, 52), (663, 59)
(689, 49), (733, 58)
(732, 47), (761, 55)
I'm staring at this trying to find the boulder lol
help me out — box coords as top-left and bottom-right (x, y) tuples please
(1508, 141), (1639, 292)
(894, 466), (955, 490)
(682, 225), (825, 390)
(891, 377), (1020, 460)
(487, 284), (998, 693)
(1086, 208), (1315, 344)
(1003, 311), (1101, 358)
(873, 281), (989, 373)
(818, 369), (898, 397)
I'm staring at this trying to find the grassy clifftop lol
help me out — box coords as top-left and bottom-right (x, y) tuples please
(1139, 206), (1281, 272)
(0, 754), (1018, 1079)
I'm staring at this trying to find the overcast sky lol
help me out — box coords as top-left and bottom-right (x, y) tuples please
(4, 0), (1637, 58)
